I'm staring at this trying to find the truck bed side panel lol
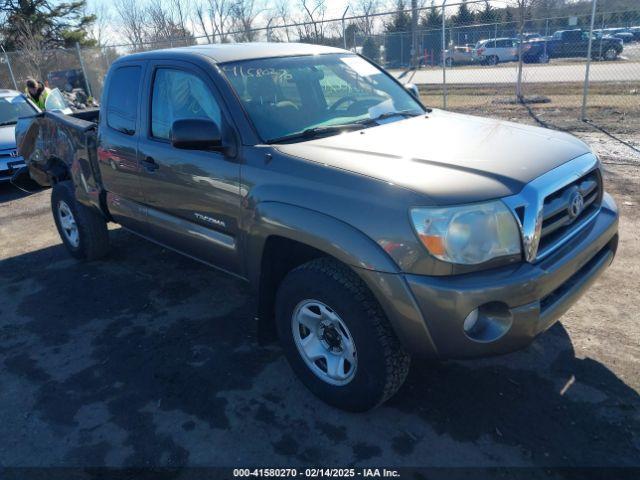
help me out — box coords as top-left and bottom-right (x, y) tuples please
(16, 111), (104, 214)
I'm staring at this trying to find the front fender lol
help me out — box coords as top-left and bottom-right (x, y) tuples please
(245, 202), (438, 357)
(245, 201), (400, 287)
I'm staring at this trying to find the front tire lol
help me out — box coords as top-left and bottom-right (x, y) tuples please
(51, 180), (110, 260)
(275, 258), (410, 411)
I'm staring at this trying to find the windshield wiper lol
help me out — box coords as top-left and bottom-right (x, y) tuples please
(358, 110), (422, 125)
(0, 121), (17, 127)
(267, 123), (364, 144)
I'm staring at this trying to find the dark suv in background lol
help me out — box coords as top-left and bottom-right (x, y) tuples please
(523, 29), (624, 63)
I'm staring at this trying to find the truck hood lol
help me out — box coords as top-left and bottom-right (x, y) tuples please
(275, 109), (592, 205)
(0, 124), (17, 151)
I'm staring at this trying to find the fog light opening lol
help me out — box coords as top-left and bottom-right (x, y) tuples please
(462, 302), (513, 343)
(463, 309), (482, 335)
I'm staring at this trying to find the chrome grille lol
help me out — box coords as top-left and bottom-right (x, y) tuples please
(537, 169), (602, 257)
(502, 153), (602, 263)
(0, 150), (18, 159)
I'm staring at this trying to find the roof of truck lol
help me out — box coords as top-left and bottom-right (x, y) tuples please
(125, 42), (349, 64)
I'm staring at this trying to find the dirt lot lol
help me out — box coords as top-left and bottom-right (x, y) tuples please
(0, 133), (639, 471)
(419, 82), (640, 136)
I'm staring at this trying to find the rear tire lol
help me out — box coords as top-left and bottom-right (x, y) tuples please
(51, 180), (110, 260)
(602, 47), (618, 61)
(487, 55), (499, 65)
(275, 258), (410, 411)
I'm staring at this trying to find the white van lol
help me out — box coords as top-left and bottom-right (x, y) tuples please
(473, 38), (519, 65)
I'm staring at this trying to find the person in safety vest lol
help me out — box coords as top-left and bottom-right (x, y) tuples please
(24, 78), (51, 110)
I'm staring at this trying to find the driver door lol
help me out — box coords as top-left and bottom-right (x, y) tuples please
(136, 61), (243, 275)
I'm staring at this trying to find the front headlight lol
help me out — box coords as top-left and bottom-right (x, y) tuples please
(410, 200), (521, 265)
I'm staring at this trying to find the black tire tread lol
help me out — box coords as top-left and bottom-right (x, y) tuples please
(52, 181), (110, 260)
(290, 257), (410, 408)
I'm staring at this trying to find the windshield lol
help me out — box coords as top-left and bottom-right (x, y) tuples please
(0, 94), (39, 126)
(221, 54), (424, 142)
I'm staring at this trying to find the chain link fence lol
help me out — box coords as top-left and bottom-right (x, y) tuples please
(1, 0), (638, 144)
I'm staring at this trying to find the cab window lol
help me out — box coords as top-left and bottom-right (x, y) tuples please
(106, 66), (141, 134)
(151, 68), (222, 141)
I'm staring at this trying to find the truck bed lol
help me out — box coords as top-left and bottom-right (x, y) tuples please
(16, 109), (102, 210)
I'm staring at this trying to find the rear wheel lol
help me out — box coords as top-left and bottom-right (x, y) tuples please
(602, 47), (618, 61)
(51, 180), (110, 260)
(275, 258), (410, 411)
(537, 52), (550, 63)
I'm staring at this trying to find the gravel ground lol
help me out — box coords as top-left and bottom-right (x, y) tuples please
(0, 132), (638, 471)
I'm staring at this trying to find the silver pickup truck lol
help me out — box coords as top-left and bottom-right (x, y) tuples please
(16, 43), (619, 411)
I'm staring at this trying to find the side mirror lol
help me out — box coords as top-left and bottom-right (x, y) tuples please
(405, 83), (420, 100)
(171, 118), (222, 150)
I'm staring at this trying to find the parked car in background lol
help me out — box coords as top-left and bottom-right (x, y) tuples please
(1, 88), (72, 184)
(0, 89), (39, 182)
(47, 69), (88, 93)
(522, 32), (544, 41)
(522, 29), (623, 63)
(443, 45), (474, 66)
(16, 43), (619, 411)
(473, 38), (518, 65)
(597, 28), (635, 43)
(629, 26), (640, 41)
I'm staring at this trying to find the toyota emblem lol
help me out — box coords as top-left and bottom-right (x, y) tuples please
(568, 191), (584, 220)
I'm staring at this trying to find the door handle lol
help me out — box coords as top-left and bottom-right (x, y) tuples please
(142, 156), (160, 172)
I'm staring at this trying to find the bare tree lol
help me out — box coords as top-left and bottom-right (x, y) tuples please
(350, 0), (379, 37)
(114, 0), (147, 50)
(86, 1), (113, 46)
(268, 0), (293, 42)
(299, 0), (327, 42)
(510, 0), (539, 98)
(147, 0), (174, 42)
(196, 0), (233, 43)
(195, 2), (213, 42)
(171, 0), (192, 38)
(230, 0), (263, 42)
(13, 18), (46, 79)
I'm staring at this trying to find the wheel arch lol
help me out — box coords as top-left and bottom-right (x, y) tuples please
(246, 202), (401, 344)
(45, 156), (72, 184)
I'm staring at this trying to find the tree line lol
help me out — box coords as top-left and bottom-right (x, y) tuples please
(2, 0), (639, 54)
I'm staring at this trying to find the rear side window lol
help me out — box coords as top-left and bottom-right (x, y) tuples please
(106, 66), (141, 134)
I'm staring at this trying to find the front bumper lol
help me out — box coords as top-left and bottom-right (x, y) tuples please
(0, 156), (26, 182)
(359, 193), (618, 359)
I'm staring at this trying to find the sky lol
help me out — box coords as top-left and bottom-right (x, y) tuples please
(90, 0), (354, 46)
(89, 0), (514, 46)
